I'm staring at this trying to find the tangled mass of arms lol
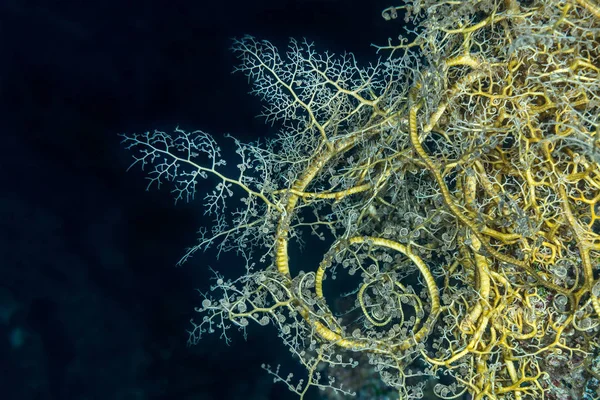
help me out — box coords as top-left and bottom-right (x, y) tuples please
(123, 0), (600, 398)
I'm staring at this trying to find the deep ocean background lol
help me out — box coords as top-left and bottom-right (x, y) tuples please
(1, 1), (402, 399)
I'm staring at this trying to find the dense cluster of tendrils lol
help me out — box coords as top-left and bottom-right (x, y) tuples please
(123, 0), (600, 398)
